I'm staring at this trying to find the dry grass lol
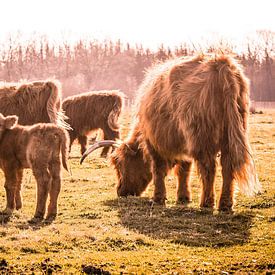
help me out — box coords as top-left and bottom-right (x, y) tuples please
(0, 111), (274, 274)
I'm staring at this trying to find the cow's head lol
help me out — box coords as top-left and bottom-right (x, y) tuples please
(80, 140), (152, 197)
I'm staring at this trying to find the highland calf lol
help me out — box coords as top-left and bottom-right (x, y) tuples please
(81, 54), (260, 212)
(0, 80), (68, 128)
(62, 90), (123, 157)
(0, 113), (69, 221)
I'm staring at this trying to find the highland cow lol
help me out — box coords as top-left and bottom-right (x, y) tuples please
(0, 80), (69, 128)
(62, 90), (123, 157)
(0, 113), (69, 221)
(81, 54), (260, 212)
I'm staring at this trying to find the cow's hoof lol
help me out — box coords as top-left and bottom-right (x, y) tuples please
(45, 214), (56, 224)
(28, 216), (43, 224)
(218, 205), (233, 213)
(16, 203), (23, 210)
(176, 197), (192, 205)
(199, 207), (214, 214)
(1, 208), (13, 216)
(151, 197), (166, 206)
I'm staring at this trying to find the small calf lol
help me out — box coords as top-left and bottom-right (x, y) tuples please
(0, 113), (69, 221)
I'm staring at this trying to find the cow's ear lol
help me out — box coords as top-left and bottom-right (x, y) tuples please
(5, 115), (18, 129)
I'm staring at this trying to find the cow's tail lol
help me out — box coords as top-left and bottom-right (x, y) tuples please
(45, 80), (71, 130)
(107, 95), (123, 131)
(217, 56), (261, 196)
(56, 128), (69, 171)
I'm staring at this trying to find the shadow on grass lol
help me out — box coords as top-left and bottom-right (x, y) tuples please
(104, 197), (255, 247)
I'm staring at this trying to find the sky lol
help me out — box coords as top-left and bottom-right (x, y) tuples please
(0, 0), (274, 50)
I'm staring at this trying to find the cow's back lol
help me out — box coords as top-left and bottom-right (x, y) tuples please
(0, 84), (52, 125)
(62, 91), (123, 133)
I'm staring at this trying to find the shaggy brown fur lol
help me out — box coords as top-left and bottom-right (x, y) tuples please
(82, 54), (260, 212)
(62, 90), (123, 156)
(0, 80), (68, 128)
(0, 113), (69, 221)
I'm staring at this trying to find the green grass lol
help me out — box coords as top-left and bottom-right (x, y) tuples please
(0, 111), (274, 274)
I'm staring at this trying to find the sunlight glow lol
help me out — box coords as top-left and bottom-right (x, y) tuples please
(0, 0), (274, 49)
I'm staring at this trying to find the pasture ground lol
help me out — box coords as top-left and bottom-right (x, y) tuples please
(0, 111), (274, 274)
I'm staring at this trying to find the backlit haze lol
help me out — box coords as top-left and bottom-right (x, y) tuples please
(0, 0), (274, 51)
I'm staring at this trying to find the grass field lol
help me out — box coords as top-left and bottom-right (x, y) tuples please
(0, 111), (274, 274)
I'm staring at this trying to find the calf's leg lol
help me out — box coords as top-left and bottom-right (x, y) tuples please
(15, 169), (24, 210)
(32, 166), (51, 219)
(3, 169), (17, 215)
(46, 160), (62, 220)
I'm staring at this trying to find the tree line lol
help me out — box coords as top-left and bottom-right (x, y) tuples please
(0, 31), (274, 102)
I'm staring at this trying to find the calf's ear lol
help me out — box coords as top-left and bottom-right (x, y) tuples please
(5, 115), (18, 129)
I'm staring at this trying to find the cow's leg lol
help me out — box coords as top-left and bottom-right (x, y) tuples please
(46, 159), (61, 220)
(2, 168), (17, 215)
(78, 135), (88, 155)
(101, 126), (119, 158)
(219, 151), (235, 212)
(174, 160), (192, 204)
(68, 131), (77, 153)
(197, 157), (216, 209)
(89, 133), (97, 144)
(32, 165), (51, 219)
(15, 169), (24, 210)
(146, 141), (168, 205)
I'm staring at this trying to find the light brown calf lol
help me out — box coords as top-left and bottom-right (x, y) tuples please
(0, 113), (69, 221)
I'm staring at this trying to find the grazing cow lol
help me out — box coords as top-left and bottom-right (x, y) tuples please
(62, 90), (123, 157)
(0, 113), (69, 221)
(0, 80), (69, 128)
(81, 54), (261, 212)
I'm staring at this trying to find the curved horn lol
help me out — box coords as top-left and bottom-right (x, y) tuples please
(80, 140), (119, 164)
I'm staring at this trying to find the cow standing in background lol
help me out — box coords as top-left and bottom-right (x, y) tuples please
(62, 90), (123, 157)
(0, 80), (69, 128)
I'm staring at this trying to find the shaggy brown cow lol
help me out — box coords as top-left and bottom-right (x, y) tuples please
(62, 90), (123, 157)
(81, 54), (261, 212)
(0, 80), (68, 128)
(0, 113), (69, 221)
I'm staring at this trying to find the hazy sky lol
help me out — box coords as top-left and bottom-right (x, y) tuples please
(1, 0), (274, 49)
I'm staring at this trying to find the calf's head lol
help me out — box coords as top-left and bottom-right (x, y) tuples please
(0, 113), (18, 139)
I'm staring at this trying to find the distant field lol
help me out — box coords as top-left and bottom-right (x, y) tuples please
(252, 101), (275, 110)
(0, 111), (274, 274)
